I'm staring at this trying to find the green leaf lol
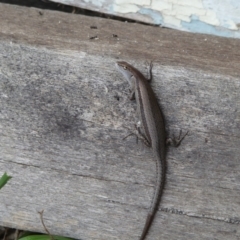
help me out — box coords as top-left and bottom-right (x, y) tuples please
(18, 235), (74, 240)
(0, 172), (12, 190)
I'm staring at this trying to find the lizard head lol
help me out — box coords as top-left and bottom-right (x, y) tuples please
(115, 61), (134, 85)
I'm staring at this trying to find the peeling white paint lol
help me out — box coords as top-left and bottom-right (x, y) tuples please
(114, 3), (140, 14)
(202, 0), (239, 30)
(115, 0), (150, 4)
(51, 0), (240, 38)
(114, 0), (150, 13)
(175, 14), (191, 22)
(172, 5), (206, 17)
(151, 1), (172, 12)
(224, 19), (238, 30)
(82, 0), (106, 8)
(199, 9), (220, 25)
(163, 14), (181, 27)
(170, 0), (203, 8)
(116, 0), (240, 38)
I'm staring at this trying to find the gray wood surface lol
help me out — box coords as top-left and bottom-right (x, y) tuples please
(0, 3), (240, 240)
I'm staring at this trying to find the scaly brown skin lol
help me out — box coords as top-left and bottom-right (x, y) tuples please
(116, 61), (188, 240)
(116, 61), (166, 240)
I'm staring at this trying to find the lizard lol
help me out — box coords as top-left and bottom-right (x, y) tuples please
(115, 61), (187, 240)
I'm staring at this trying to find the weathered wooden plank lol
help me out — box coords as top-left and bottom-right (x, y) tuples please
(0, 3), (240, 240)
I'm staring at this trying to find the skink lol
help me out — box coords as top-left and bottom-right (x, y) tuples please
(116, 61), (166, 240)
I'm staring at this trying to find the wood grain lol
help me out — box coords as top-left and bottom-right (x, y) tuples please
(0, 3), (240, 240)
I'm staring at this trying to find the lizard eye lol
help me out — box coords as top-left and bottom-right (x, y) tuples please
(123, 66), (127, 70)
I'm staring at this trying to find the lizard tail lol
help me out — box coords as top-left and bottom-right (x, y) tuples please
(139, 149), (165, 240)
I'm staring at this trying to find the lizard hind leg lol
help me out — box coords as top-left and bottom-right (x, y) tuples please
(166, 129), (189, 147)
(122, 123), (151, 147)
(135, 123), (151, 147)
